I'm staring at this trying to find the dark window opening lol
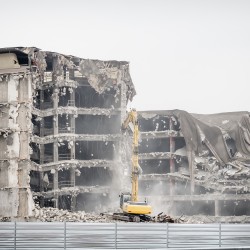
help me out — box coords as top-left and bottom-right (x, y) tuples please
(139, 138), (170, 153)
(44, 143), (53, 163)
(41, 88), (53, 110)
(30, 143), (40, 164)
(75, 167), (112, 186)
(75, 141), (115, 160)
(139, 159), (170, 174)
(75, 85), (120, 109)
(58, 169), (72, 188)
(43, 116), (53, 136)
(58, 114), (74, 133)
(76, 193), (109, 212)
(58, 141), (71, 161)
(75, 115), (120, 134)
(58, 87), (73, 107)
(139, 116), (170, 132)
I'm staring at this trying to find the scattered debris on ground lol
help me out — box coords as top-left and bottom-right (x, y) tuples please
(152, 212), (175, 223)
(33, 204), (116, 222)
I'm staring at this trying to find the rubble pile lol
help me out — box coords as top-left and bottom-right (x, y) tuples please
(33, 205), (115, 223)
(152, 212), (175, 223)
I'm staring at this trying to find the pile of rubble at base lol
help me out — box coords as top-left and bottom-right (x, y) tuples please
(33, 204), (116, 222)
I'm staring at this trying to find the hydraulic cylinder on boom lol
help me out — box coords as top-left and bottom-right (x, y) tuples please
(113, 109), (152, 222)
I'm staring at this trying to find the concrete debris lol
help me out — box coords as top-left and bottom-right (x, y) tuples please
(152, 212), (175, 223)
(33, 204), (115, 223)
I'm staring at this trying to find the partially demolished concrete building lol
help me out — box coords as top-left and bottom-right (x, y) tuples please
(0, 47), (135, 217)
(1, 46), (250, 220)
(138, 110), (250, 217)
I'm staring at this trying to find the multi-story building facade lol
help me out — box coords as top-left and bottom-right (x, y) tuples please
(0, 47), (135, 216)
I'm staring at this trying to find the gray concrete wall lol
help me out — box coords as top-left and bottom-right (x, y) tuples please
(0, 74), (34, 218)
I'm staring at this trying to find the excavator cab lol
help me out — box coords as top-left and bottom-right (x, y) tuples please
(119, 192), (131, 209)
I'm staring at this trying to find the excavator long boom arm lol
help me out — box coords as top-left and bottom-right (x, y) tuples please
(122, 109), (139, 202)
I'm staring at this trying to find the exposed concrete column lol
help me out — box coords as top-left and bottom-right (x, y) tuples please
(169, 116), (176, 196)
(70, 168), (76, 211)
(53, 142), (58, 162)
(188, 150), (195, 194)
(40, 144), (45, 164)
(119, 80), (128, 191)
(53, 170), (58, 190)
(215, 200), (220, 216)
(39, 172), (44, 192)
(71, 196), (77, 212)
(70, 114), (75, 160)
(70, 88), (75, 106)
(40, 89), (44, 110)
(53, 114), (58, 135)
(40, 90), (45, 137)
(120, 81), (127, 125)
(39, 172), (44, 207)
(53, 86), (59, 134)
(53, 170), (59, 208)
(70, 168), (76, 187)
(70, 140), (75, 159)
(169, 116), (176, 215)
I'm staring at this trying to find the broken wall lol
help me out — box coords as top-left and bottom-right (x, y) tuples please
(0, 70), (34, 217)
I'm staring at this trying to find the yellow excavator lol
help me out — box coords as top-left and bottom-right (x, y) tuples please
(113, 109), (152, 222)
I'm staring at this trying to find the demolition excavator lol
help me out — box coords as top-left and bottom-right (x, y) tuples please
(113, 109), (152, 222)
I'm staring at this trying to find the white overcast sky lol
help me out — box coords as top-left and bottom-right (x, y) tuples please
(1, 0), (250, 113)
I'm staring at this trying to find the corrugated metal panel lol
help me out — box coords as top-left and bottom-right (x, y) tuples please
(117, 223), (166, 249)
(168, 224), (220, 248)
(0, 222), (250, 249)
(16, 222), (64, 250)
(0, 222), (14, 249)
(221, 224), (250, 247)
(66, 223), (115, 249)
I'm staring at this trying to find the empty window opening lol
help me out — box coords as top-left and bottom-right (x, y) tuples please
(76, 193), (109, 212)
(139, 138), (170, 153)
(42, 171), (53, 191)
(29, 170), (40, 192)
(175, 137), (186, 151)
(58, 169), (72, 188)
(31, 115), (40, 136)
(58, 114), (74, 133)
(75, 115), (120, 134)
(75, 85), (120, 109)
(58, 87), (73, 107)
(175, 201), (215, 216)
(30, 143), (40, 164)
(220, 200), (250, 216)
(43, 116), (53, 136)
(174, 180), (191, 195)
(139, 116), (170, 132)
(139, 159), (170, 174)
(41, 88), (53, 109)
(75, 141), (115, 160)
(75, 167), (112, 186)
(44, 143), (54, 163)
(58, 141), (71, 161)
(139, 180), (170, 196)
(33, 91), (40, 109)
(58, 195), (71, 210)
